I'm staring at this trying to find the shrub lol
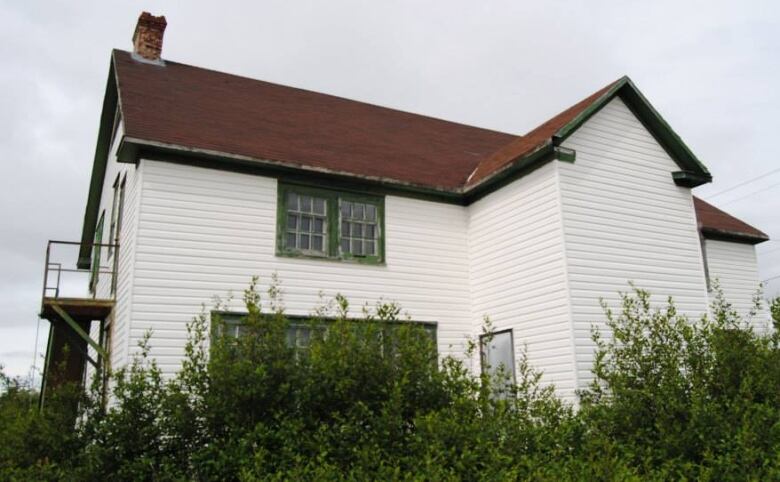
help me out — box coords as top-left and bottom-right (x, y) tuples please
(580, 285), (780, 479)
(1, 279), (778, 480)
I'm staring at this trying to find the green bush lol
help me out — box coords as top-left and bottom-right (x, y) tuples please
(1, 279), (779, 480)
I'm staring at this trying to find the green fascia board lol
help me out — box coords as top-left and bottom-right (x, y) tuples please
(553, 76), (712, 188)
(78, 57), (119, 269)
(672, 170), (712, 188)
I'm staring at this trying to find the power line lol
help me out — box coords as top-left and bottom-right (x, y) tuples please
(719, 180), (780, 207)
(763, 274), (780, 283)
(705, 166), (780, 200)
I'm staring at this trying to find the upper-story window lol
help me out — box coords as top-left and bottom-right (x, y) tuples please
(277, 183), (384, 264)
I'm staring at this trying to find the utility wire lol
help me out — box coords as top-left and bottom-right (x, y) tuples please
(30, 317), (41, 388)
(719, 180), (780, 207)
(705, 166), (780, 200)
(763, 274), (780, 283)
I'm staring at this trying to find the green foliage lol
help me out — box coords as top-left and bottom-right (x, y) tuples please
(580, 285), (780, 479)
(1, 278), (779, 480)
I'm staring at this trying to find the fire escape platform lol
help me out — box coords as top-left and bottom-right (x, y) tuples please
(40, 297), (115, 322)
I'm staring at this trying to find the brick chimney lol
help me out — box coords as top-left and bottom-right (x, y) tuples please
(132, 12), (167, 62)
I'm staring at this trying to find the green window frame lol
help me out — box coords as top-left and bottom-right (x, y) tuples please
(213, 311), (437, 357)
(89, 211), (105, 295)
(276, 183), (385, 264)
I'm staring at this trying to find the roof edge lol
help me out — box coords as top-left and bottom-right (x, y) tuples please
(77, 54), (119, 269)
(553, 76), (712, 187)
(700, 226), (770, 245)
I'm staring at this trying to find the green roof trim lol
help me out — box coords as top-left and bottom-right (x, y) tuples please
(78, 57), (119, 269)
(552, 76), (712, 188)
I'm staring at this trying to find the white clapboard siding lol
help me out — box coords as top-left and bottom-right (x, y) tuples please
(705, 239), (769, 331)
(129, 160), (473, 375)
(468, 162), (578, 400)
(557, 97), (710, 387)
(86, 121), (141, 376)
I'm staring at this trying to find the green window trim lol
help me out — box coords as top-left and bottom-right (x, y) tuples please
(212, 311), (437, 353)
(89, 211), (105, 294)
(276, 182), (385, 265)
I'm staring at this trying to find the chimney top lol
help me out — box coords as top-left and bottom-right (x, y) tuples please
(132, 12), (167, 63)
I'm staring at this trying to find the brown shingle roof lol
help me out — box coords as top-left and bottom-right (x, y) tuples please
(114, 49), (516, 191)
(693, 196), (768, 244)
(108, 50), (766, 245)
(466, 80), (619, 187)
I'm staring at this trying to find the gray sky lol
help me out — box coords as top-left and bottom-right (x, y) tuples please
(2, 0), (779, 380)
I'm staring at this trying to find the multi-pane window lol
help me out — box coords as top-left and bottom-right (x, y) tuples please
(285, 192), (328, 255)
(340, 201), (378, 256)
(218, 313), (435, 358)
(278, 184), (383, 263)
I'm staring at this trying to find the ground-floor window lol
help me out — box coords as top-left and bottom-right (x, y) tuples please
(215, 312), (437, 357)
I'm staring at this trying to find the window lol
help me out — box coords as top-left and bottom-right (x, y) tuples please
(108, 175), (120, 259)
(222, 315), (321, 356)
(216, 312), (436, 357)
(277, 184), (384, 263)
(90, 211), (105, 294)
(480, 329), (516, 387)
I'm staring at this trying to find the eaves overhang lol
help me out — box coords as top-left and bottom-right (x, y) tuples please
(77, 56), (120, 269)
(553, 76), (712, 188)
(700, 226), (770, 245)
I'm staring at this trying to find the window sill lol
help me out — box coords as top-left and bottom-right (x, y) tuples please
(275, 249), (385, 266)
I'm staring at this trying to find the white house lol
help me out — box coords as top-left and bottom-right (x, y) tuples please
(39, 12), (769, 403)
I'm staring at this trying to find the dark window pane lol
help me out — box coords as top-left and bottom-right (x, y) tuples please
(301, 216), (311, 231)
(341, 220), (349, 236)
(299, 234), (310, 250)
(353, 203), (364, 219)
(366, 204), (376, 221)
(340, 201), (351, 218)
(365, 241), (375, 255)
(352, 239), (363, 255)
(351, 223), (362, 237)
(287, 214), (297, 230)
(312, 235), (323, 251)
(297, 327), (311, 347)
(301, 195), (313, 212)
(313, 197), (326, 215)
(286, 232), (297, 248)
(287, 192), (298, 210)
(365, 224), (375, 239)
(341, 238), (350, 253)
(314, 218), (324, 233)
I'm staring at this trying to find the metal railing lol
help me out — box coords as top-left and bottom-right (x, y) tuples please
(42, 240), (119, 302)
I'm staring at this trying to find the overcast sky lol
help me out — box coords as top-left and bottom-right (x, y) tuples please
(2, 0), (779, 380)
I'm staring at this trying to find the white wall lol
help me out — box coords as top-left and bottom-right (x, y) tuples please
(557, 97), (710, 387)
(468, 162), (578, 400)
(705, 239), (769, 330)
(87, 120), (140, 375)
(129, 160), (474, 375)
